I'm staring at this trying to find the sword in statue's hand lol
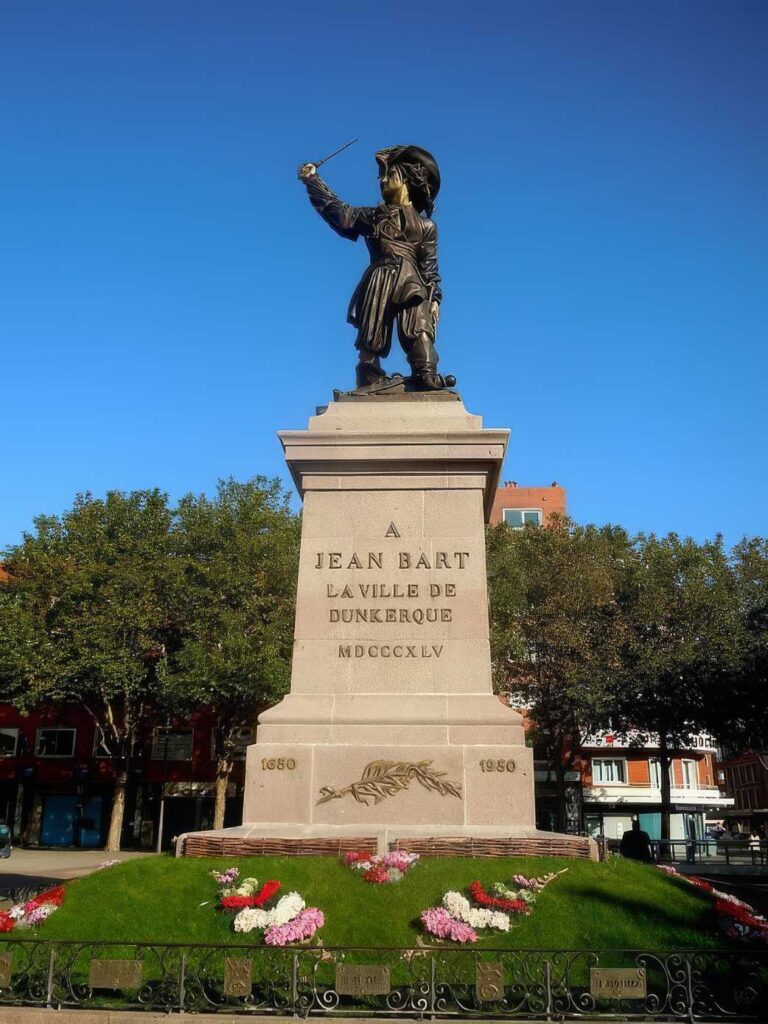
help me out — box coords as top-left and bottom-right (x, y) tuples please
(298, 139), (358, 180)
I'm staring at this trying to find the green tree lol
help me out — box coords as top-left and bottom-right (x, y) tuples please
(0, 491), (178, 850)
(487, 517), (629, 831)
(615, 533), (744, 843)
(714, 537), (768, 749)
(169, 478), (299, 830)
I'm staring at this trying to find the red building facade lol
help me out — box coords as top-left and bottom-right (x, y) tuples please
(0, 704), (248, 850)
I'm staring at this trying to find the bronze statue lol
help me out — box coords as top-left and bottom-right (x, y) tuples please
(298, 145), (453, 392)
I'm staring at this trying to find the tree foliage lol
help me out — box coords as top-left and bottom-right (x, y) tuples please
(168, 477), (300, 828)
(1, 490), (179, 849)
(614, 533), (745, 839)
(487, 517), (631, 830)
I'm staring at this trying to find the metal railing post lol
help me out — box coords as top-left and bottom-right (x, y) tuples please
(291, 952), (299, 1016)
(686, 956), (694, 1024)
(45, 947), (56, 1009)
(178, 951), (186, 1014)
(544, 959), (553, 1020)
(429, 954), (436, 1020)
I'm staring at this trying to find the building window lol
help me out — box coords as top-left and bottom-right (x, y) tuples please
(152, 729), (193, 761)
(0, 728), (19, 758)
(211, 726), (254, 761)
(649, 758), (661, 789)
(36, 728), (76, 758)
(503, 509), (542, 529)
(681, 760), (698, 789)
(592, 758), (627, 784)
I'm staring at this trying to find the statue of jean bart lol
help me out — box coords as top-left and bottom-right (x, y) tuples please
(298, 145), (453, 392)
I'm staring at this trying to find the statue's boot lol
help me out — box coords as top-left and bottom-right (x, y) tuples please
(355, 356), (388, 389)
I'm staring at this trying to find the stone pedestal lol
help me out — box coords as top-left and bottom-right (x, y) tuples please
(234, 393), (536, 849)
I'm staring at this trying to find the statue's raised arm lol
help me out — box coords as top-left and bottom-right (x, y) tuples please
(298, 145), (453, 393)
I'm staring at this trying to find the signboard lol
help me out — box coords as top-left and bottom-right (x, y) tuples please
(0, 953), (12, 988)
(335, 964), (390, 996)
(590, 967), (646, 999)
(476, 962), (504, 1001)
(89, 959), (143, 991)
(224, 958), (253, 997)
(583, 731), (716, 752)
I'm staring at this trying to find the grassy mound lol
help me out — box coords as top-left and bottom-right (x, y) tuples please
(32, 854), (723, 949)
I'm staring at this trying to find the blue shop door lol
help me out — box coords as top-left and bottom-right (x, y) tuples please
(41, 795), (103, 847)
(41, 795), (76, 846)
(79, 797), (102, 847)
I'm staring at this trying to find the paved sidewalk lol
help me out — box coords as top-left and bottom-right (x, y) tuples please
(0, 848), (155, 890)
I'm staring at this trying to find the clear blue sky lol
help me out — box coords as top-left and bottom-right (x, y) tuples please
(2, 1), (766, 549)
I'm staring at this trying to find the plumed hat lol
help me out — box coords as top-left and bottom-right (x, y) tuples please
(375, 145), (441, 216)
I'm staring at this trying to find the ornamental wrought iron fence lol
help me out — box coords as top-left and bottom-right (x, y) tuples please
(0, 940), (765, 1020)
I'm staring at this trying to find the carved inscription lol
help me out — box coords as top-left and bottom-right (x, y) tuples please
(338, 644), (443, 659)
(317, 759), (462, 806)
(0, 953), (12, 988)
(336, 964), (390, 996)
(589, 968), (647, 999)
(313, 547), (471, 658)
(224, 958), (253, 997)
(480, 759), (516, 772)
(261, 758), (297, 770)
(476, 962), (505, 1002)
(89, 959), (143, 991)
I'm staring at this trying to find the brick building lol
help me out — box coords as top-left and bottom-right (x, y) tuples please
(0, 704), (249, 850)
(717, 751), (768, 833)
(578, 730), (732, 841)
(490, 482), (567, 528)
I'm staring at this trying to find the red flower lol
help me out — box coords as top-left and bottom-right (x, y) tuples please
(253, 880), (281, 907)
(343, 851), (374, 866)
(220, 895), (254, 910)
(220, 880), (282, 911)
(363, 866), (389, 884)
(469, 881), (530, 914)
(0, 912), (15, 933)
(714, 898), (764, 928)
(687, 877), (714, 893)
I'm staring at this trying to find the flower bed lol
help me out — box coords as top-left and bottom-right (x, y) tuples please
(341, 850), (420, 884)
(657, 866), (768, 945)
(0, 885), (66, 933)
(210, 867), (324, 944)
(421, 870), (566, 944)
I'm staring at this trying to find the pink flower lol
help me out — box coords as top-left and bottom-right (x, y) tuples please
(264, 907), (325, 946)
(421, 907), (478, 944)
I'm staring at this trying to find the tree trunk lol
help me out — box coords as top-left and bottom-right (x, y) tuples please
(106, 772), (128, 851)
(659, 733), (672, 850)
(554, 760), (568, 833)
(213, 757), (232, 831)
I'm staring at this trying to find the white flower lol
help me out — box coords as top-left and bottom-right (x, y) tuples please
(442, 891), (510, 932)
(234, 877), (260, 896)
(271, 892), (305, 925)
(232, 891), (305, 934)
(233, 907), (271, 933)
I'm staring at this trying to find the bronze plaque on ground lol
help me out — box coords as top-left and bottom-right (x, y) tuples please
(89, 959), (143, 991)
(476, 961), (504, 1001)
(590, 968), (646, 999)
(224, 957), (253, 997)
(335, 964), (390, 996)
(0, 952), (12, 987)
